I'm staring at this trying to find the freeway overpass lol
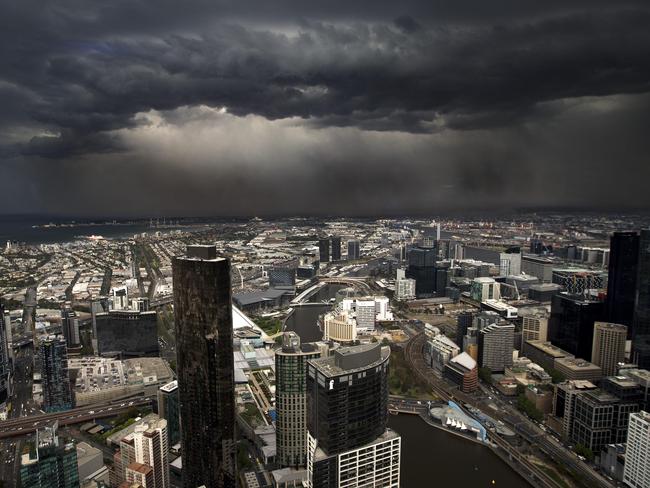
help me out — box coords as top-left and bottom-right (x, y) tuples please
(0, 396), (153, 439)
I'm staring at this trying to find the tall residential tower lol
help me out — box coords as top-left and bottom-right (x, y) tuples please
(173, 245), (236, 488)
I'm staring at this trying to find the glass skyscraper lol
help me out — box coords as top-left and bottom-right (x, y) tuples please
(633, 230), (650, 368)
(607, 231), (639, 336)
(40, 336), (73, 413)
(173, 245), (237, 488)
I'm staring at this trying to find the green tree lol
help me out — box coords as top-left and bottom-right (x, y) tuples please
(574, 444), (595, 462)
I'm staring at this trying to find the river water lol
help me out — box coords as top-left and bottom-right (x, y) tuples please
(286, 283), (530, 487)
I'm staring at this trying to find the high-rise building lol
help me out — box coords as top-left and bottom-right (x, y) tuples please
(456, 311), (474, 348)
(406, 246), (437, 297)
(591, 322), (627, 377)
(478, 323), (515, 373)
(607, 232), (639, 335)
(0, 304), (10, 407)
(346, 240), (360, 261)
(132, 418), (170, 488)
(322, 311), (357, 343)
(470, 277), (501, 302)
(126, 462), (155, 487)
(275, 332), (321, 468)
(330, 237), (341, 261)
(111, 286), (129, 311)
(520, 310), (549, 349)
(172, 245), (236, 488)
(20, 422), (79, 488)
(60, 303), (80, 347)
(90, 296), (109, 353)
(552, 269), (606, 295)
(548, 293), (605, 362)
(318, 238), (330, 263)
(306, 343), (400, 488)
(395, 278), (416, 301)
(443, 352), (478, 393)
(623, 410), (650, 488)
(158, 381), (180, 445)
(632, 230), (650, 368)
(95, 310), (159, 358)
(40, 336), (73, 412)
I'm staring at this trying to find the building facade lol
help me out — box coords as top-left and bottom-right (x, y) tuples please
(95, 310), (159, 358)
(157, 381), (180, 446)
(632, 229), (650, 368)
(395, 278), (416, 301)
(406, 246), (437, 297)
(478, 323), (515, 373)
(322, 311), (357, 343)
(591, 322), (627, 377)
(40, 336), (73, 413)
(306, 343), (400, 488)
(548, 293), (605, 362)
(172, 245), (236, 488)
(623, 410), (650, 488)
(0, 304), (10, 407)
(346, 240), (360, 261)
(275, 332), (321, 468)
(607, 232), (639, 334)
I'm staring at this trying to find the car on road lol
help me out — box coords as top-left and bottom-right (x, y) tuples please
(88, 410), (95, 414)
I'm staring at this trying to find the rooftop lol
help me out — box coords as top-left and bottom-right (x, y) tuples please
(555, 357), (601, 371)
(159, 380), (178, 393)
(525, 340), (572, 359)
(310, 343), (389, 378)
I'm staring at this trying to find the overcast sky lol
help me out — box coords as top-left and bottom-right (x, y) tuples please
(1, 1), (650, 217)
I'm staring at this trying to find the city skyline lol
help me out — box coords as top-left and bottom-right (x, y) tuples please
(1, 1), (650, 217)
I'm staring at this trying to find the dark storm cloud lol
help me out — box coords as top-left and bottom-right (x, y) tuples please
(1, 0), (650, 215)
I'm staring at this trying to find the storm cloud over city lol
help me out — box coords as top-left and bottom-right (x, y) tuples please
(1, 0), (650, 216)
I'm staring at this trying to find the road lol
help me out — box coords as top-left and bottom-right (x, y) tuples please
(404, 332), (613, 488)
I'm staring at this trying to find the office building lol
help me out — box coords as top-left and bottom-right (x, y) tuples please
(623, 410), (650, 488)
(330, 237), (341, 261)
(172, 245), (236, 488)
(60, 303), (80, 347)
(607, 232), (639, 334)
(347, 240), (360, 261)
(306, 343), (400, 488)
(470, 277), (501, 302)
(126, 462), (155, 487)
(406, 246), (437, 297)
(425, 334), (460, 372)
(520, 310), (549, 349)
(572, 377), (642, 453)
(95, 310), (159, 358)
(443, 352), (478, 393)
(552, 269), (606, 295)
(478, 323), (515, 373)
(521, 256), (555, 282)
(395, 278), (415, 301)
(132, 418), (170, 488)
(40, 336), (73, 412)
(269, 267), (296, 290)
(456, 311), (474, 349)
(341, 298), (376, 331)
(548, 293), (605, 361)
(0, 304), (10, 407)
(552, 380), (598, 441)
(553, 357), (602, 382)
(499, 249), (521, 276)
(591, 322), (627, 376)
(275, 332), (321, 468)
(111, 286), (129, 311)
(632, 230), (650, 368)
(322, 311), (356, 343)
(158, 381), (180, 445)
(522, 340), (573, 372)
(318, 238), (330, 263)
(527, 283), (562, 302)
(20, 422), (79, 488)
(90, 296), (109, 353)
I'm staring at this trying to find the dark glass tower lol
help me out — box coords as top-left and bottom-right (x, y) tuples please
(347, 240), (360, 261)
(318, 238), (331, 263)
(173, 245), (236, 488)
(0, 304), (9, 406)
(607, 231), (639, 337)
(406, 246), (438, 297)
(40, 336), (73, 413)
(330, 237), (341, 261)
(633, 230), (650, 368)
(548, 293), (605, 361)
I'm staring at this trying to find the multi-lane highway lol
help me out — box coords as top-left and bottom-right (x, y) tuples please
(0, 396), (154, 439)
